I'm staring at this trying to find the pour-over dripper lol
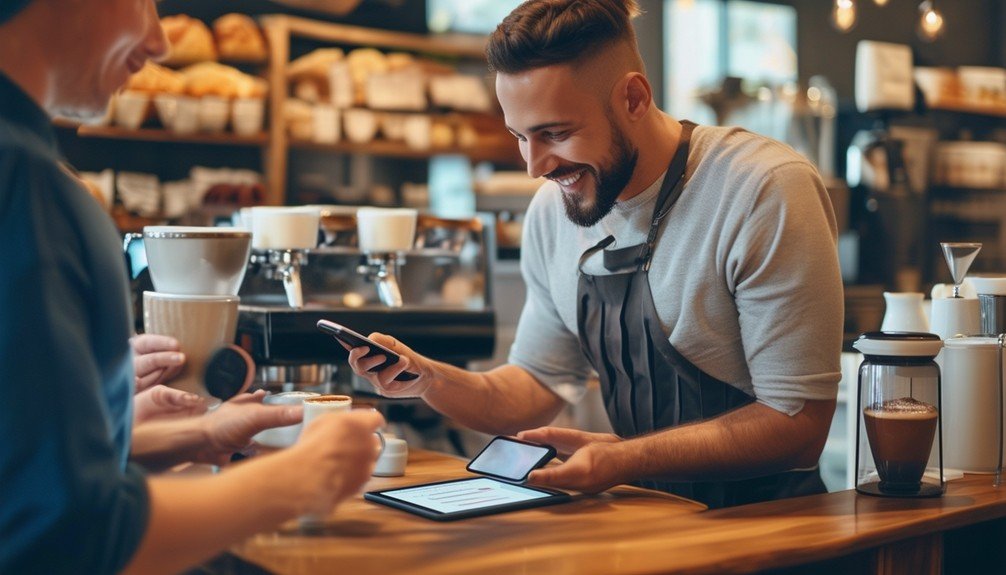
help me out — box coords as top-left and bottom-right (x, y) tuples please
(941, 242), (982, 298)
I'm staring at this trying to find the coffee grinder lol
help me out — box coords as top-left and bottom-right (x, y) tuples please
(853, 332), (945, 497)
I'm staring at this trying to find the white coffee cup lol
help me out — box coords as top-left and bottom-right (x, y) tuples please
(251, 206), (320, 250)
(356, 207), (417, 253)
(142, 292), (239, 397)
(143, 226), (252, 296)
(232, 97), (265, 136)
(298, 395), (385, 527)
(252, 391), (320, 448)
(312, 104), (341, 144)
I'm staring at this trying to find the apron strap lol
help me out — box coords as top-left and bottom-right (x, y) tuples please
(579, 235), (616, 274)
(639, 120), (696, 272)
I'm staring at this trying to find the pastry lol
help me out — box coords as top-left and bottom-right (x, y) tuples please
(125, 61), (186, 95)
(181, 62), (267, 99)
(287, 48), (344, 81)
(161, 15), (217, 66)
(213, 13), (268, 62)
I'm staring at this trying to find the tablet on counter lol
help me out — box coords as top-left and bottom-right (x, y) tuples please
(365, 435), (570, 521)
(365, 476), (570, 521)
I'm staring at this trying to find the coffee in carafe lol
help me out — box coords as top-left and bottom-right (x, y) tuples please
(853, 332), (945, 498)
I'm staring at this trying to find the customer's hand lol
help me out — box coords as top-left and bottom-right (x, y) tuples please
(131, 334), (185, 392)
(285, 409), (386, 514)
(518, 427), (624, 494)
(194, 390), (303, 466)
(343, 333), (434, 398)
(133, 385), (209, 424)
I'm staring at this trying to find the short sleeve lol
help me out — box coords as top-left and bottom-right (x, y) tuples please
(507, 193), (594, 404)
(729, 162), (843, 414)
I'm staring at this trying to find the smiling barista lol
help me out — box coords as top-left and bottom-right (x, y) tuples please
(346, 0), (844, 509)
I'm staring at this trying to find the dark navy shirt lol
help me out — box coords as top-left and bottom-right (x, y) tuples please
(0, 72), (149, 574)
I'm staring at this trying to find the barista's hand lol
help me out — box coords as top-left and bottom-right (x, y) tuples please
(131, 334), (185, 392)
(285, 409), (386, 514)
(343, 333), (435, 398)
(133, 385), (209, 424)
(518, 427), (625, 494)
(194, 390), (303, 466)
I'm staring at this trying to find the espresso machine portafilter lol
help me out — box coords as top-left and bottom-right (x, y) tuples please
(355, 208), (418, 308)
(246, 207), (321, 309)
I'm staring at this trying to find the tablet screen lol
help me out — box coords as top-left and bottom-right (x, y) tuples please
(378, 477), (551, 514)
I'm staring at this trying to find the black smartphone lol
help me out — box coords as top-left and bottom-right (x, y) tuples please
(465, 436), (557, 483)
(316, 319), (419, 382)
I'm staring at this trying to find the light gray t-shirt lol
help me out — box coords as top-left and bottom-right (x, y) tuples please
(508, 125), (843, 415)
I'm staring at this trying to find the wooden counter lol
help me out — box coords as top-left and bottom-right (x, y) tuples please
(211, 449), (1006, 575)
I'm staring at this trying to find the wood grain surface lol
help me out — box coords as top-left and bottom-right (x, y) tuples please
(226, 449), (1006, 575)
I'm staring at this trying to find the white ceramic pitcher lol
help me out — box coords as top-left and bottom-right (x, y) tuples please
(881, 292), (929, 332)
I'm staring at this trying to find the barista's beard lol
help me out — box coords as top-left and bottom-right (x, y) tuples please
(560, 123), (638, 228)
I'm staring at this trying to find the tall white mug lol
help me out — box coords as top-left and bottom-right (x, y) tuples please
(930, 297), (981, 340)
(356, 207), (417, 253)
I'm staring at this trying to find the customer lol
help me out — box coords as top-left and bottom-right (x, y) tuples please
(0, 1), (384, 574)
(346, 0), (843, 509)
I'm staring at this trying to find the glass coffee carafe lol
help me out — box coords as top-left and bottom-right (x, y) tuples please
(853, 332), (945, 498)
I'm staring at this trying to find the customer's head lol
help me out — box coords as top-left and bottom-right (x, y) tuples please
(488, 0), (651, 227)
(0, 0), (167, 118)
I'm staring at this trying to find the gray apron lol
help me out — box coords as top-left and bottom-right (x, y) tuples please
(575, 121), (826, 509)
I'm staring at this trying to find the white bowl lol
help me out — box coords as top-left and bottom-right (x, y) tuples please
(143, 226), (252, 296)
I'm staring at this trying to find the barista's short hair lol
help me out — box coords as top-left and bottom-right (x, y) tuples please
(486, 0), (642, 74)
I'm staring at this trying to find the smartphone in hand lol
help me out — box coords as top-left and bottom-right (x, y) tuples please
(316, 319), (419, 382)
(466, 436), (557, 483)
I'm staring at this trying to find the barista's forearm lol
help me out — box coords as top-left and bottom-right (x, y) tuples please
(609, 399), (836, 482)
(129, 419), (207, 471)
(421, 363), (566, 435)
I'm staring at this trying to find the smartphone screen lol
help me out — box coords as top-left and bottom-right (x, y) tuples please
(316, 320), (419, 381)
(466, 436), (556, 483)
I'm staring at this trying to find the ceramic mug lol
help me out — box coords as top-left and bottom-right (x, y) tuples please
(356, 207), (417, 253)
(142, 291), (239, 397)
(252, 391), (321, 448)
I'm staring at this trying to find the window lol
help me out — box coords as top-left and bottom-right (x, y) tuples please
(427, 0), (524, 34)
(665, 0), (797, 138)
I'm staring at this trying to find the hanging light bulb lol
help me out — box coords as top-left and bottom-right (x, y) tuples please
(918, 1), (945, 41)
(874, 0), (889, 5)
(831, 0), (858, 33)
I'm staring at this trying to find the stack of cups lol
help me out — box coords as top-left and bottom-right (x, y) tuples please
(141, 226), (253, 400)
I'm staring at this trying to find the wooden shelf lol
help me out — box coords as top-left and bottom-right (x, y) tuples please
(68, 124), (270, 147)
(263, 15), (487, 59)
(928, 97), (1006, 118)
(289, 138), (520, 164)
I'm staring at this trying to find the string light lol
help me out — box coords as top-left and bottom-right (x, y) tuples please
(831, 0), (857, 33)
(918, 0), (945, 42)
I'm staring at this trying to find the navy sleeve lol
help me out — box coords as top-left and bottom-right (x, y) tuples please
(0, 147), (150, 574)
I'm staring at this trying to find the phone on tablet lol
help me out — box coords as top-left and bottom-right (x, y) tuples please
(365, 436), (568, 521)
(316, 319), (419, 381)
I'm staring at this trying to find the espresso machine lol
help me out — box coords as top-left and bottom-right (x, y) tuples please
(235, 206), (497, 394)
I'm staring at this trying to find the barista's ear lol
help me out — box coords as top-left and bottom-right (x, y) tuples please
(620, 72), (652, 121)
